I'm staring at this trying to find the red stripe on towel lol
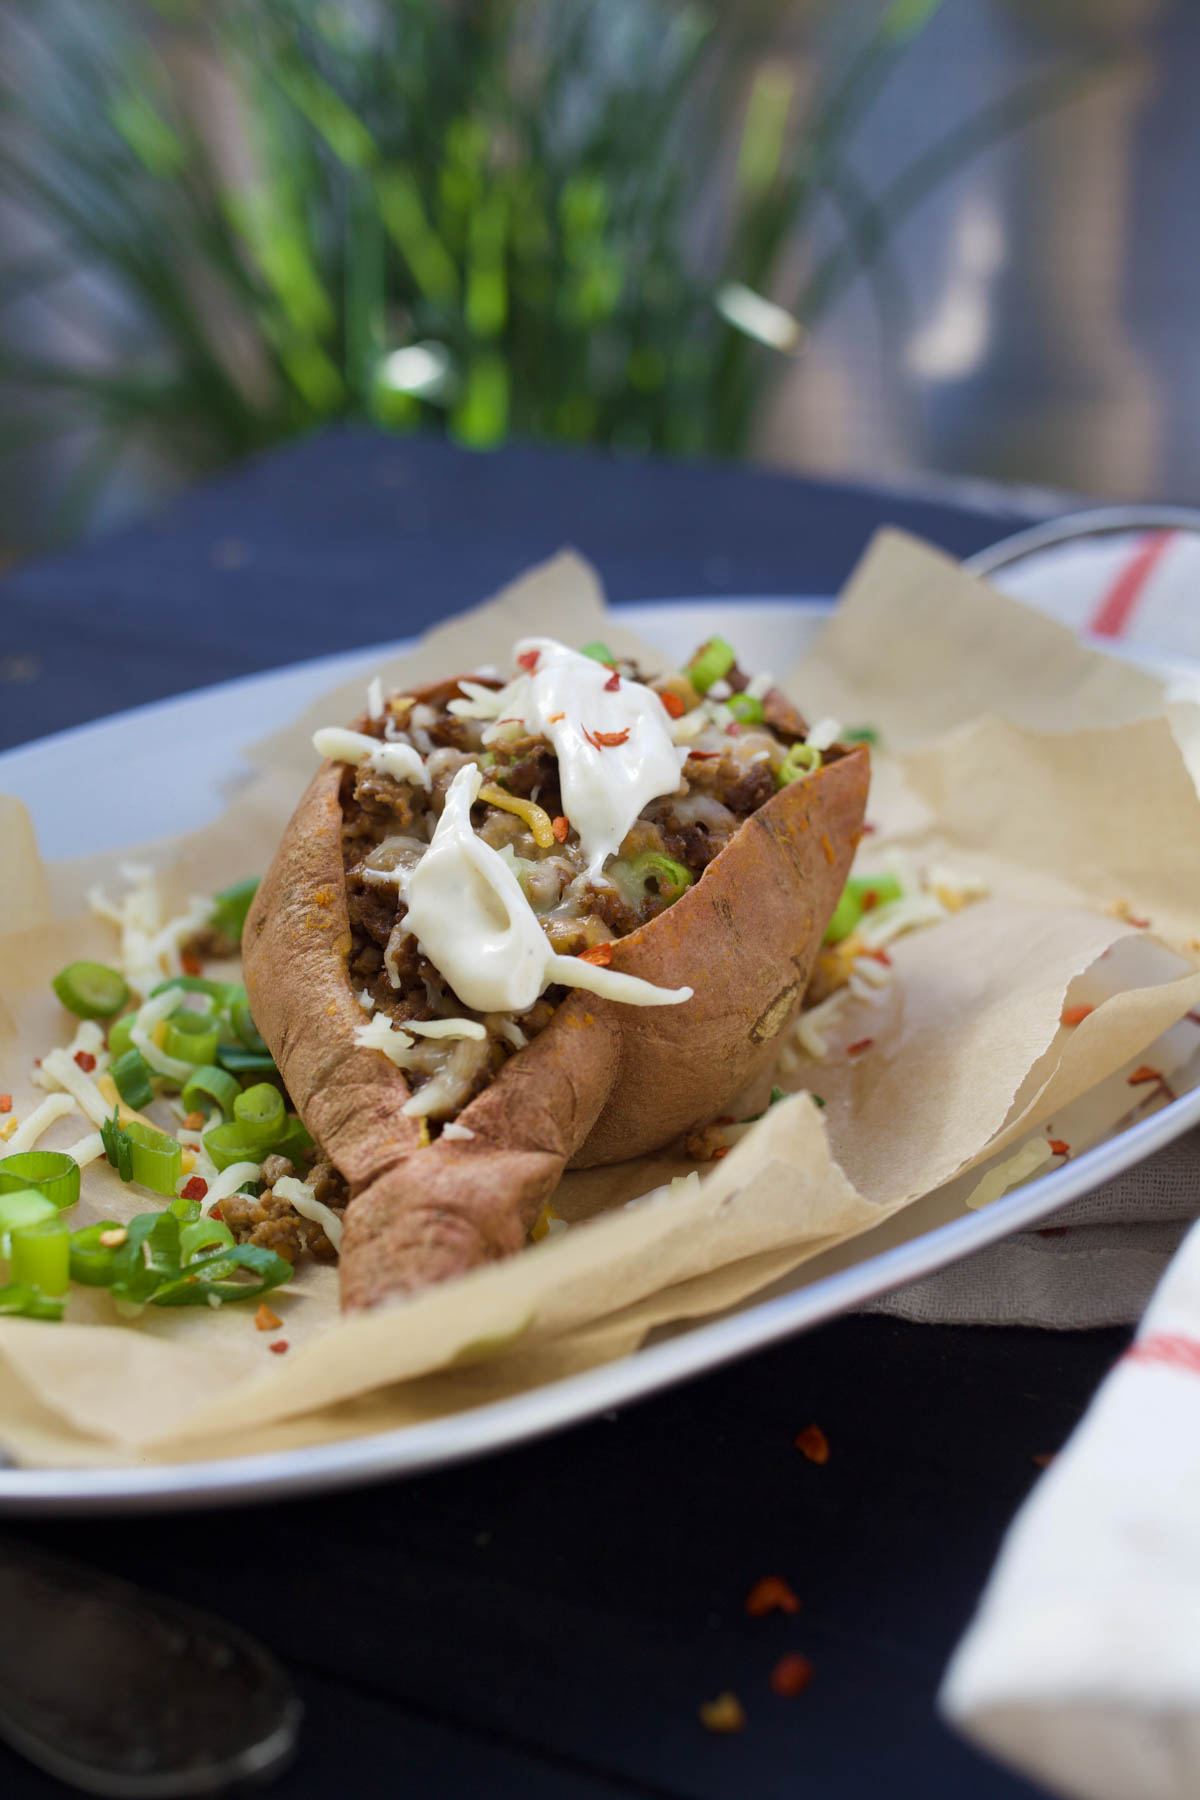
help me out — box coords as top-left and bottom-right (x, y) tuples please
(1087, 531), (1175, 638)
(1125, 1332), (1200, 1376)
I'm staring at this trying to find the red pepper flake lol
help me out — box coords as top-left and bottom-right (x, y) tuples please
(770, 1654), (815, 1698)
(712, 1146), (729, 1160)
(73, 1050), (97, 1073)
(181, 1175), (209, 1202)
(860, 888), (879, 911)
(583, 726), (631, 749)
(255, 1302), (282, 1333)
(860, 822), (878, 835)
(687, 749), (720, 761)
(180, 950), (203, 977)
(659, 690), (685, 719)
(604, 669), (621, 692)
(861, 947), (891, 966)
(517, 649), (540, 673)
(698, 1693), (745, 1734)
(794, 1424), (830, 1464)
(552, 815), (570, 844)
(1127, 1065), (1163, 1086)
(578, 943), (613, 967)
(209, 1203), (223, 1223)
(0, 1096), (10, 1114)
(1060, 1004), (1094, 1026)
(846, 1038), (875, 1056)
(1047, 1139), (1070, 1157)
(547, 711), (565, 723)
(183, 1110), (206, 1131)
(1127, 914), (1150, 929)
(821, 832), (835, 865)
(268, 1339), (290, 1355)
(745, 1576), (801, 1618)
(725, 721), (742, 736)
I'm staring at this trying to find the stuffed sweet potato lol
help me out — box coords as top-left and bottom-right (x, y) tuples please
(243, 636), (869, 1309)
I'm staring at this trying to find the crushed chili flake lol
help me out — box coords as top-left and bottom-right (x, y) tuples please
(860, 822), (878, 835)
(181, 1176), (209, 1202)
(180, 950), (203, 977)
(725, 721), (742, 736)
(183, 1110), (206, 1131)
(517, 649), (540, 673)
(1127, 1065), (1163, 1086)
(846, 1038), (875, 1056)
(1048, 1139), (1070, 1157)
(659, 690), (685, 718)
(268, 1339), (290, 1355)
(0, 1096), (10, 1114)
(73, 1050), (97, 1073)
(698, 1693), (746, 1734)
(578, 943), (613, 967)
(1128, 915), (1151, 929)
(209, 1203), (223, 1223)
(860, 889), (879, 911)
(861, 947), (891, 966)
(794, 1424), (830, 1464)
(552, 815), (570, 844)
(604, 669), (621, 692)
(712, 1146), (729, 1160)
(745, 1576), (801, 1618)
(770, 1654), (815, 1698)
(584, 726), (631, 749)
(255, 1303), (282, 1333)
(1060, 1004), (1094, 1026)
(547, 711), (565, 723)
(688, 750), (720, 761)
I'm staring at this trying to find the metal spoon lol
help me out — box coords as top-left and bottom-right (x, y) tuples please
(0, 1535), (301, 1795)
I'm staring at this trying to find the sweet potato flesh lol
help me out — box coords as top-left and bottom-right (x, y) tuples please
(243, 650), (869, 1308)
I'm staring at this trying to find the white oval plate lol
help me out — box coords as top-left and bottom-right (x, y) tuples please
(0, 597), (1197, 1512)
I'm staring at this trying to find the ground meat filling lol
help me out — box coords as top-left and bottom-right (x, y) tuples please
(336, 661), (843, 1130)
(221, 1156), (349, 1264)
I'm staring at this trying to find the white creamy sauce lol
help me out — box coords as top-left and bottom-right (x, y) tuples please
(401, 765), (692, 1015)
(451, 637), (686, 876)
(313, 726), (431, 790)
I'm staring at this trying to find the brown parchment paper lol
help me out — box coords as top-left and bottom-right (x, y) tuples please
(3, 533), (1200, 1471)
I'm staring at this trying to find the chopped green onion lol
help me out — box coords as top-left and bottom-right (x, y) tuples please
(100, 1108), (134, 1182)
(231, 1000), (269, 1054)
(216, 1044), (278, 1075)
(69, 1222), (125, 1286)
(746, 1085), (788, 1122)
(202, 1121), (267, 1173)
(823, 872), (905, 946)
(844, 725), (879, 745)
(686, 637), (735, 694)
(726, 693), (765, 724)
(627, 851), (693, 905)
(180, 1216), (235, 1262)
(110, 1048), (155, 1111)
(776, 741), (822, 787)
(162, 1011), (221, 1067)
(124, 1121), (183, 1195)
(0, 1283), (64, 1320)
(181, 1064), (240, 1122)
(579, 640), (615, 666)
(0, 1188), (58, 1254)
(0, 1150), (80, 1212)
(210, 877), (260, 944)
(52, 960), (129, 1020)
(233, 1083), (286, 1143)
(10, 1216), (71, 1296)
(107, 1013), (137, 1059)
(150, 975), (231, 1009)
(811, 1093), (827, 1109)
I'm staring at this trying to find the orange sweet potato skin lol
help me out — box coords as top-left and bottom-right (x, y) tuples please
(244, 744), (868, 1310)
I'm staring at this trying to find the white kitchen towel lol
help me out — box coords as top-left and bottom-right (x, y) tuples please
(940, 1212), (1200, 1800)
(862, 1128), (1200, 1329)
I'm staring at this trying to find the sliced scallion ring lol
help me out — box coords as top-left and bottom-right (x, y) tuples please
(122, 1122), (182, 1196)
(0, 1150), (81, 1212)
(180, 1064), (240, 1122)
(110, 1047), (155, 1112)
(162, 1011), (221, 1067)
(686, 637), (736, 694)
(52, 961), (130, 1020)
(10, 1215), (71, 1295)
(233, 1083), (286, 1143)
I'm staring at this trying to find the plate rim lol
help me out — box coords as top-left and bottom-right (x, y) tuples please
(1, 592), (1196, 1511)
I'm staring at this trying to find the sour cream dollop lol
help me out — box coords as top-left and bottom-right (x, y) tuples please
(451, 637), (687, 875)
(402, 765), (692, 1015)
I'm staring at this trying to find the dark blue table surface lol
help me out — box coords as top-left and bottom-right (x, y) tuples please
(1, 432), (1118, 1800)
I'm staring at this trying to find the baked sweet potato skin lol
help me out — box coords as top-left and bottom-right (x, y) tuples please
(245, 740), (869, 1311)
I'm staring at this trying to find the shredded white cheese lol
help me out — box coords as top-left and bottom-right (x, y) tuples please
(37, 1049), (116, 1127)
(441, 1121), (476, 1141)
(366, 676), (384, 721)
(356, 987), (376, 1013)
(62, 1129), (105, 1168)
(403, 1018), (487, 1041)
(273, 1174), (343, 1251)
(746, 671), (774, 700)
(856, 892), (949, 951)
(87, 865), (214, 997)
(130, 986), (195, 1083)
(199, 1160), (261, 1217)
(806, 716), (842, 751)
(4, 1093), (77, 1153)
(313, 726), (431, 790)
(793, 990), (851, 1062)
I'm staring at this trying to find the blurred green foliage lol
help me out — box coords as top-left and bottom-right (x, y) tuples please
(0, 0), (1111, 541)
